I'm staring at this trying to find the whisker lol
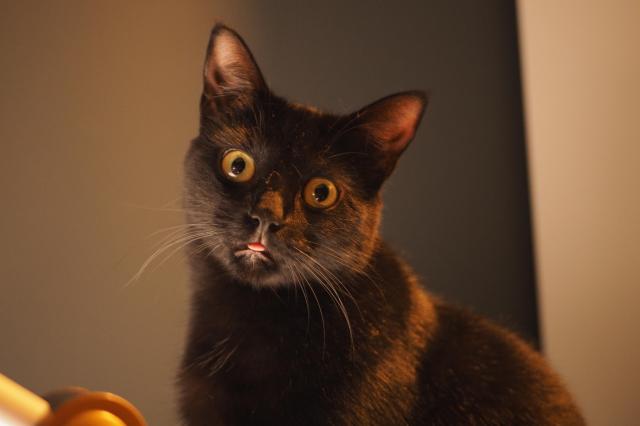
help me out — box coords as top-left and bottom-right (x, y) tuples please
(326, 151), (368, 160)
(294, 249), (354, 353)
(288, 263), (310, 330)
(310, 241), (387, 301)
(297, 247), (360, 315)
(292, 261), (326, 356)
(125, 229), (220, 287)
(149, 231), (221, 274)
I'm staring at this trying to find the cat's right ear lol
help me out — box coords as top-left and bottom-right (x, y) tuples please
(202, 24), (267, 112)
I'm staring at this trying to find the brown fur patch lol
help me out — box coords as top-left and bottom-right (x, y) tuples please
(290, 101), (324, 116)
(256, 190), (284, 220)
(340, 264), (437, 425)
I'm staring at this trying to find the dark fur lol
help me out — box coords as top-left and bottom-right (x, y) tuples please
(177, 24), (584, 425)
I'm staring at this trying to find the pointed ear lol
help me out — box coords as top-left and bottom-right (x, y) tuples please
(352, 91), (427, 182)
(202, 24), (267, 112)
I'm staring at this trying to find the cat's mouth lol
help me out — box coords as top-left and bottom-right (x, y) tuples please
(233, 242), (275, 264)
(228, 240), (289, 286)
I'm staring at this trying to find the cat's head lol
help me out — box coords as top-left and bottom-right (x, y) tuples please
(184, 24), (426, 287)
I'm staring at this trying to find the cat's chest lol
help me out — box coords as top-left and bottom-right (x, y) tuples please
(196, 317), (310, 380)
(188, 331), (343, 423)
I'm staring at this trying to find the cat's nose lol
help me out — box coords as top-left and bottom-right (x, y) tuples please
(247, 212), (282, 233)
(249, 190), (284, 233)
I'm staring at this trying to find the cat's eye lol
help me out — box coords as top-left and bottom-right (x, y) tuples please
(303, 177), (339, 209)
(220, 149), (255, 182)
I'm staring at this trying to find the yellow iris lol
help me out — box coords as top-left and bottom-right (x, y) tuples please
(304, 177), (338, 209)
(221, 149), (255, 182)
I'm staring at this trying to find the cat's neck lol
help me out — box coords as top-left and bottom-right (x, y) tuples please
(184, 240), (419, 351)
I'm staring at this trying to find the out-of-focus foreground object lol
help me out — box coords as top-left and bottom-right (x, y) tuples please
(0, 373), (50, 425)
(0, 373), (146, 426)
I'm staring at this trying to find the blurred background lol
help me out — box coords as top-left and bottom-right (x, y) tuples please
(0, 1), (638, 425)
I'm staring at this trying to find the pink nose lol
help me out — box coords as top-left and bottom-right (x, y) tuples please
(247, 242), (266, 252)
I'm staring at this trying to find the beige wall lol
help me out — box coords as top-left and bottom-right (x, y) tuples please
(517, 1), (640, 424)
(0, 2), (247, 424)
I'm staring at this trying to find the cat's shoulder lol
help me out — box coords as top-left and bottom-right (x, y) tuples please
(410, 297), (584, 424)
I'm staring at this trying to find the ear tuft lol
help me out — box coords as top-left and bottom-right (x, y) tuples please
(203, 24), (266, 108)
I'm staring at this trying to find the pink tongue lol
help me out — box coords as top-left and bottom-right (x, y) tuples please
(247, 242), (266, 252)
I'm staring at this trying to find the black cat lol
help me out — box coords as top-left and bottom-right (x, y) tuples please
(177, 24), (584, 425)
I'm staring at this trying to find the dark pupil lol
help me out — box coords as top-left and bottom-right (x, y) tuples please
(230, 157), (245, 175)
(313, 184), (329, 202)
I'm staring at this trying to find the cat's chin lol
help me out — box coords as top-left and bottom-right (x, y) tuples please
(234, 269), (291, 288)
(226, 250), (289, 288)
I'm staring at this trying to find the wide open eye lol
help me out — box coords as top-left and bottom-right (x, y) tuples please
(220, 149), (255, 182)
(303, 177), (339, 209)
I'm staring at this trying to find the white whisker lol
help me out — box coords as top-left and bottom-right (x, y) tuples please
(125, 228), (220, 287)
(294, 248), (355, 353)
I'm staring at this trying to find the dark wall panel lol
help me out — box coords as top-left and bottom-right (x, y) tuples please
(230, 0), (538, 343)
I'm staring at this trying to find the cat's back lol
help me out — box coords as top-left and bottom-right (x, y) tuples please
(409, 299), (585, 425)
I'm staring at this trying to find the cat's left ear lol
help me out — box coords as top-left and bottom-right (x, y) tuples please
(352, 91), (427, 181)
(202, 24), (267, 112)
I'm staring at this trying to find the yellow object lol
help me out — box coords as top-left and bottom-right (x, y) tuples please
(0, 373), (146, 426)
(64, 410), (126, 426)
(39, 391), (146, 426)
(0, 373), (51, 425)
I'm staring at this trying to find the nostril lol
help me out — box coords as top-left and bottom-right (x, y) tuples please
(268, 222), (282, 233)
(246, 213), (260, 228)
(246, 212), (282, 232)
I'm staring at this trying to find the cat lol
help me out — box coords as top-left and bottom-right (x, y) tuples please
(177, 24), (584, 425)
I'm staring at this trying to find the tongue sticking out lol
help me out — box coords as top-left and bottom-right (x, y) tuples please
(247, 242), (266, 252)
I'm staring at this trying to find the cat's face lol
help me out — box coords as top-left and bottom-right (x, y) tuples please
(184, 25), (426, 287)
